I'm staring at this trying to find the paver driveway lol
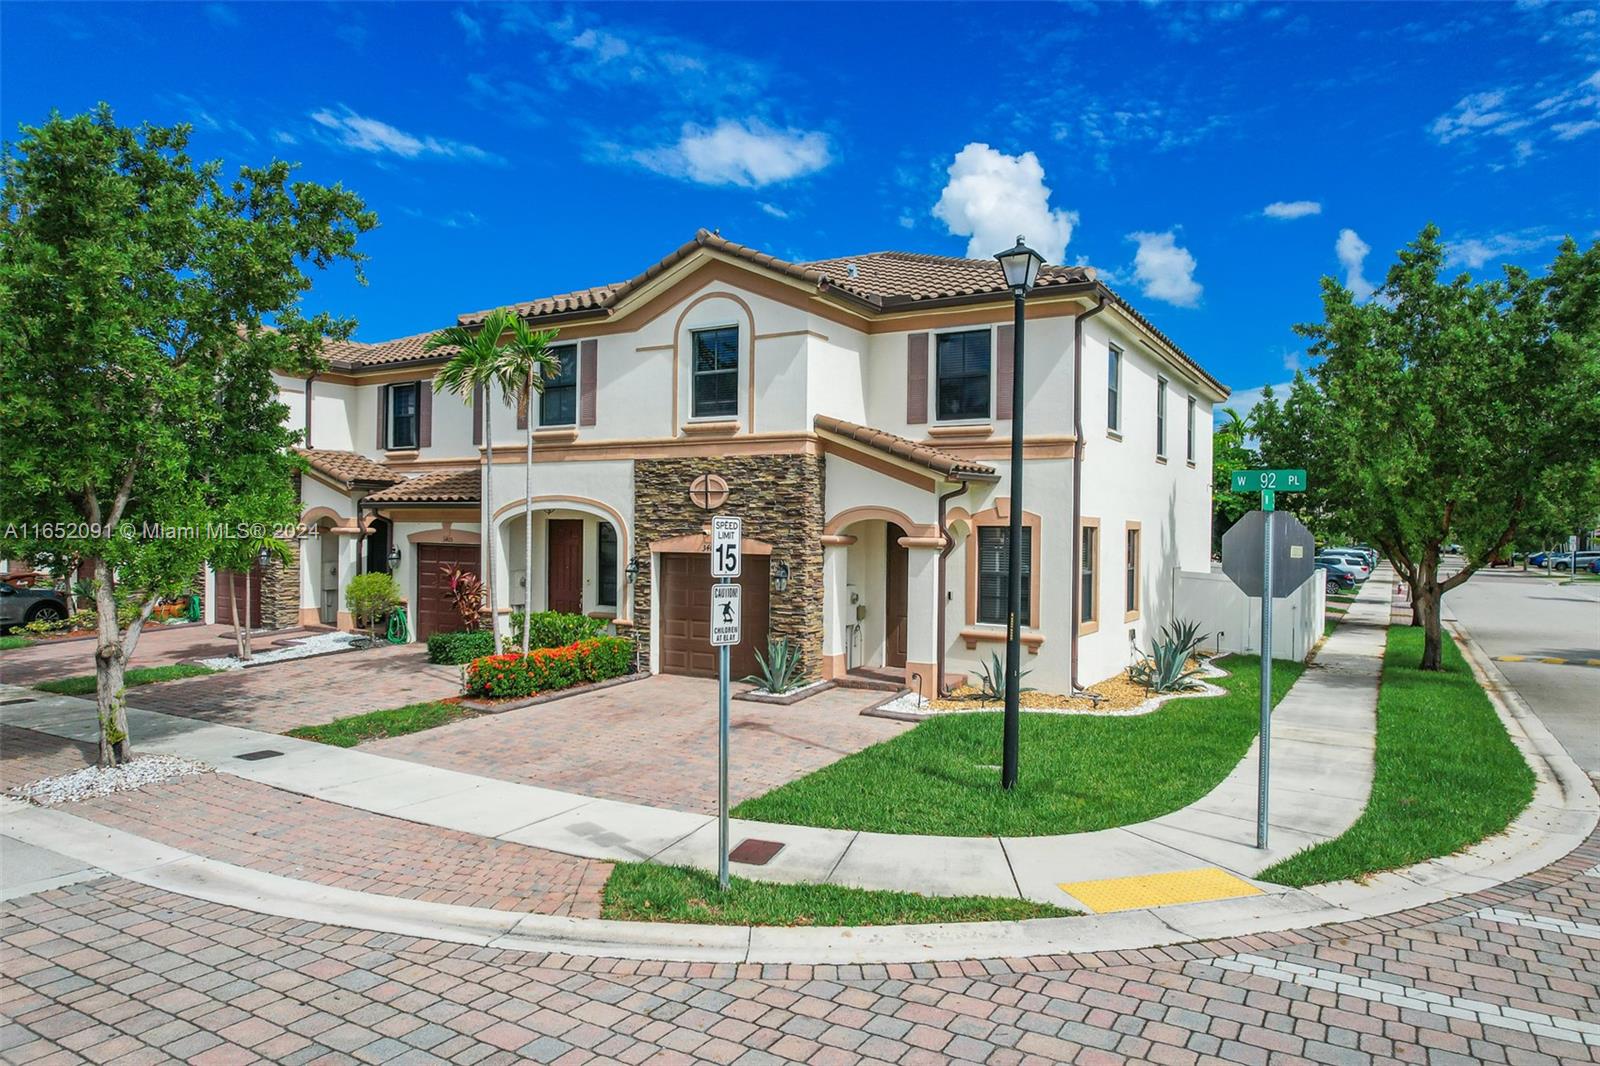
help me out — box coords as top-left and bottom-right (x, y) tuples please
(367, 676), (911, 814)
(0, 624), (324, 687)
(3, 829), (1598, 1065)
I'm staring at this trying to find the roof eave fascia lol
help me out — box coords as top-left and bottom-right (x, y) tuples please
(1093, 285), (1229, 401)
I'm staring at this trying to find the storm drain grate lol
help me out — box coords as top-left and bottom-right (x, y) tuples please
(729, 838), (786, 866)
(235, 749), (284, 761)
(0, 697), (38, 706)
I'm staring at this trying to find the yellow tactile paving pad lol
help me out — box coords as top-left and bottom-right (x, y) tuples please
(1059, 867), (1263, 913)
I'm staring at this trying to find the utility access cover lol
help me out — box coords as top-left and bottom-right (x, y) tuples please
(1221, 511), (1316, 598)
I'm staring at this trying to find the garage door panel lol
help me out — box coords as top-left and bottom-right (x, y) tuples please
(416, 544), (480, 641)
(658, 553), (769, 679)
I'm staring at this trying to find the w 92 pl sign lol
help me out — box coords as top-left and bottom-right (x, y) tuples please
(712, 516), (742, 577)
(1230, 469), (1308, 493)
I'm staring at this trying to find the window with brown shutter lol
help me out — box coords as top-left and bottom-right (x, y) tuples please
(995, 324), (1014, 421)
(579, 339), (598, 426)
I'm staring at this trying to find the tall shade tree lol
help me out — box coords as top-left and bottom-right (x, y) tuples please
(427, 309), (522, 655)
(501, 321), (562, 655)
(0, 106), (374, 763)
(1253, 226), (1600, 669)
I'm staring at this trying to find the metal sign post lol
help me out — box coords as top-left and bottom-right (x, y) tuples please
(1223, 470), (1309, 849)
(709, 516), (742, 891)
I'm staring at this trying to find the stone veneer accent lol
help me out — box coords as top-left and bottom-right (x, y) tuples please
(632, 454), (824, 679)
(260, 537), (300, 630)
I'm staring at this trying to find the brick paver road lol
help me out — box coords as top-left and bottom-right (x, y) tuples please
(368, 676), (910, 814)
(4, 826), (1597, 1064)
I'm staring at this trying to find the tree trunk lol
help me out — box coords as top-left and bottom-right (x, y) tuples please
(1414, 584), (1444, 670)
(522, 370), (534, 658)
(484, 399), (499, 655)
(92, 559), (132, 766)
(242, 567), (253, 660)
(229, 569), (245, 659)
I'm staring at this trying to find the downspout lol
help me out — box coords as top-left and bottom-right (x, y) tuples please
(1070, 291), (1109, 693)
(935, 479), (969, 698)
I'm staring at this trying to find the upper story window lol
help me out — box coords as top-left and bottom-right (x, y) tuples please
(977, 525), (1031, 626)
(1155, 376), (1168, 457)
(389, 382), (420, 450)
(936, 329), (991, 421)
(1107, 345), (1123, 433)
(540, 344), (578, 426)
(1186, 395), (1196, 463)
(691, 326), (739, 419)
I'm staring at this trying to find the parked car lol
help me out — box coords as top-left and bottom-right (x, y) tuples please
(1318, 550), (1372, 580)
(1555, 551), (1600, 572)
(1315, 554), (1367, 583)
(1587, 556), (1600, 574)
(0, 582), (68, 631)
(1316, 562), (1357, 594)
(1327, 547), (1376, 573)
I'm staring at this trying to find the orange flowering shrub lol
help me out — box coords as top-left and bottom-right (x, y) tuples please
(465, 636), (633, 699)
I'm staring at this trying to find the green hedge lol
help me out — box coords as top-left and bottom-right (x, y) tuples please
(426, 629), (495, 664)
(465, 636), (634, 700)
(509, 610), (606, 651)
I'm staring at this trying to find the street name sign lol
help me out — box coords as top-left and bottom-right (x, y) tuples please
(712, 516), (742, 578)
(710, 583), (741, 646)
(1230, 468), (1308, 494)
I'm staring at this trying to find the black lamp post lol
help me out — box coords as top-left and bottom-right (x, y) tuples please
(994, 235), (1045, 790)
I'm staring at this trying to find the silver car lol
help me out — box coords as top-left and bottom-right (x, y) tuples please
(0, 583), (68, 631)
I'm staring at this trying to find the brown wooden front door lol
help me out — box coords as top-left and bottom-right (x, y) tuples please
(658, 553), (770, 678)
(415, 543), (479, 640)
(547, 519), (584, 615)
(885, 523), (908, 669)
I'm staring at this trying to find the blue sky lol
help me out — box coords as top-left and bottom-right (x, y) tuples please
(4, 1), (1597, 404)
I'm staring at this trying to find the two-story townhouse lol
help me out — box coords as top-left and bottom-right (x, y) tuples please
(262, 229), (1226, 696)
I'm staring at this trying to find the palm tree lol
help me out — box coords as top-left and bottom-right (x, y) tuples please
(500, 321), (563, 655)
(428, 309), (520, 654)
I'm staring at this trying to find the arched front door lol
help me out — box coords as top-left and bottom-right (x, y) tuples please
(885, 522), (908, 669)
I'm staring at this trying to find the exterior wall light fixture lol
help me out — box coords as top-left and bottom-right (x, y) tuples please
(774, 561), (791, 593)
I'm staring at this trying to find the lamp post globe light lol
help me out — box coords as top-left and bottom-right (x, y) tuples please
(994, 236), (1045, 791)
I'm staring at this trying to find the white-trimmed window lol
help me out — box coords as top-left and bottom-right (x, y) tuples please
(691, 326), (739, 419)
(388, 382), (420, 450)
(1107, 345), (1122, 433)
(935, 329), (991, 422)
(1186, 395), (1196, 463)
(1155, 376), (1168, 458)
(540, 344), (578, 426)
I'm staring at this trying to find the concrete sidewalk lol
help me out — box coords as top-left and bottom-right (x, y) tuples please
(0, 580), (1386, 912)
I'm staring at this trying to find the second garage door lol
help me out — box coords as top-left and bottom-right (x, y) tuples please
(658, 553), (770, 678)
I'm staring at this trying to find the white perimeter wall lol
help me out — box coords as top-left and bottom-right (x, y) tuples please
(1173, 569), (1326, 663)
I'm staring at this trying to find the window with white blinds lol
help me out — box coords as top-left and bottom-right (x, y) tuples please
(977, 525), (1032, 625)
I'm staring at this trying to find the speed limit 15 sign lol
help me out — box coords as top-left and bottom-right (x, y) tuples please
(712, 516), (742, 578)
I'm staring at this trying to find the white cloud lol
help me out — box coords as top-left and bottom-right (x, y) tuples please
(1336, 228), (1376, 301)
(633, 119), (831, 188)
(271, 129), (298, 146)
(1443, 229), (1560, 269)
(758, 201), (789, 219)
(1127, 230), (1202, 307)
(454, 8), (483, 42)
(308, 107), (501, 164)
(1219, 381), (1294, 422)
(1554, 118), (1600, 139)
(1429, 90), (1525, 143)
(931, 143), (1077, 263)
(1262, 200), (1322, 220)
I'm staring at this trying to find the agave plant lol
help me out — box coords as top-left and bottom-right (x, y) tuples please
(744, 637), (804, 694)
(1128, 617), (1210, 693)
(972, 651), (1033, 701)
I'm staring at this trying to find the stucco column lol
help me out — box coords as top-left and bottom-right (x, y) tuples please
(296, 533), (318, 627)
(902, 539), (943, 698)
(819, 535), (854, 679)
(335, 532), (360, 630)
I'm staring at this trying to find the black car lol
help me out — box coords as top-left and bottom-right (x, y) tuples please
(1315, 561), (1356, 594)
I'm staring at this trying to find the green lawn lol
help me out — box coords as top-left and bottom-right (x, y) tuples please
(286, 700), (477, 747)
(600, 863), (1076, 926)
(733, 655), (1305, 837)
(0, 635), (33, 651)
(34, 663), (217, 695)
(1260, 627), (1534, 887)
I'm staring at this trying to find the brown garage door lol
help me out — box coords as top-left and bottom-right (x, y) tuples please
(415, 543), (480, 641)
(658, 553), (769, 679)
(214, 565), (262, 629)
